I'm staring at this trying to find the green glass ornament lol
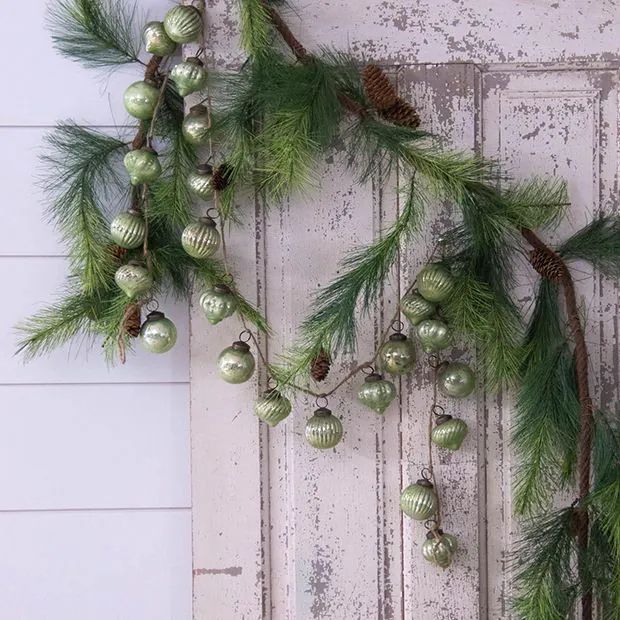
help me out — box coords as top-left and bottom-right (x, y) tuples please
(254, 389), (292, 427)
(379, 332), (416, 375)
(431, 412), (468, 450)
(123, 80), (160, 120)
(163, 5), (203, 43)
(123, 148), (162, 186)
(187, 164), (214, 200)
(416, 319), (452, 353)
(357, 372), (397, 415)
(401, 291), (436, 326)
(109, 208), (145, 249)
(437, 362), (475, 399)
(114, 261), (153, 299)
(400, 479), (437, 520)
(140, 310), (177, 354)
(417, 263), (455, 302)
(182, 105), (210, 146)
(199, 284), (238, 325)
(305, 407), (343, 449)
(421, 532), (454, 569)
(171, 57), (208, 96)
(217, 341), (255, 384)
(181, 216), (220, 259)
(143, 21), (176, 56)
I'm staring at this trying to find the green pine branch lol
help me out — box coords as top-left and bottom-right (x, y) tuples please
(239, 0), (273, 58)
(502, 178), (568, 230)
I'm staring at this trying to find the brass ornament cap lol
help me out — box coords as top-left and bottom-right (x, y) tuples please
(254, 389), (292, 427)
(143, 21), (176, 56)
(437, 362), (476, 399)
(171, 57), (208, 97)
(123, 149), (162, 185)
(199, 284), (238, 325)
(399, 480), (437, 520)
(305, 407), (343, 449)
(182, 105), (210, 145)
(123, 80), (160, 120)
(217, 341), (255, 384)
(357, 372), (397, 414)
(114, 261), (153, 299)
(140, 310), (177, 354)
(401, 292), (436, 326)
(416, 319), (452, 353)
(431, 415), (468, 450)
(417, 263), (455, 303)
(378, 333), (416, 375)
(181, 217), (220, 259)
(163, 5), (203, 43)
(109, 209), (146, 249)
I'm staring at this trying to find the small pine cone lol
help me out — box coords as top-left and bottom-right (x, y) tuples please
(362, 64), (398, 111)
(310, 349), (331, 382)
(530, 248), (566, 282)
(381, 99), (421, 129)
(212, 163), (233, 192)
(123, 303), (142, 338)
(109, 244), (128, 264)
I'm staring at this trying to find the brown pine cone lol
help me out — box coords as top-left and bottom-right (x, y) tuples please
(212, 163), (233, 192)
(530, 248), (566, 282)
(380, 99), (421, 129)
(123, 303), (142, 338)
(362, 64), (399, 111)
(109, 244), (128, 264)
(310, 349), (331, 382)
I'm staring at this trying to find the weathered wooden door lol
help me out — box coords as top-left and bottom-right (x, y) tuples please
(191, 2), (619, 618)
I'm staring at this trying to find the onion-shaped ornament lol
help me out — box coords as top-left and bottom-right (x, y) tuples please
(123, 148), (162, 186)
(182, 105), (210, 146)
(114, 261), (153, 299)
(422, 531), (454, 569)
(124, 80), (160, 120)
(187, 164), (214, 200)
(217, 340), (255, 384)
(431, 409), (468, 450)
(401, 291), (436, 326)
(437, 362), (475, 399)
(109, 208), (145, 249)
(163, 5), (203, 43)
(199, 284), (238, 325)
(379, 332), (416, 375)
(417, 263), (455, 302)
(400, 478), (437, 520)
(305, 407), (343, 449)
(181, 215), (220, 259)
(416, 319), (452, 353)
(357, 372), (397, 415)
(254, 389), (292, 427)
(171, 57), (208, 97)
(140, 310), (177, 354)
(143, 21), (176, 56)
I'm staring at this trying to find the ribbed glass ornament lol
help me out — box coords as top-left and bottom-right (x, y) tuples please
(305, 408), (343, 449)
(254, 389), (292, 427)
(401, 291), (436, 326)
(378, 333), (416, 375)
(163, 5), (203, 43)
(109, 209), (145, 249)
(187, 164), (214, 200)
(400, 480), (437, 520)
(417, 263), (455, 302)
(181, 216), (220, 259)
(123, 81), (159, 120)
(416, 319), (452, 353)
(143, 21), (176, 56)
(182, 105), (210, 145)
(357, 372), (397, 414)
(217, 341), (255, 384)
(114, 261), (153, 299)
(431, 414), (468, 450)
(422, 535), (453, 568)
(171, 58), (208, 96)
(199, 284), (238, 324)
(437, 362), (476, 398)
(123, 148), (162, 185)
(140, 311), (177, 354)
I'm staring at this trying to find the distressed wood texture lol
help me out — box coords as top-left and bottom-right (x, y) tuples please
(192, 3), (619, 618)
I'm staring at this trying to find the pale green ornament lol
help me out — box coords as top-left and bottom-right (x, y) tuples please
(217, 341), (255, 384)
(400, 479), (437, 520)
(123, 148), (162, 185)
(181, 216), (220, 259)
(187, 164), (214, 200)
(171, 57), (208, 96)
(163, 5), (203, 43)
(182, 105), (210, 145)
(114, 261), (153, 299)
(416, 319), (452, 353)
(123, 80), (159, 120)
(431, 413), (468, 450)
(109, 208), (145, 249)
(140, 310), (177, 354)
(254, 389), (292, 427)
(379, 332), (416, 375)
(417, 263), (455, 302)
(199, 284), (238, 325)
(422, 532), (454, 569)
(305, 407), (343, 449)
(143, 21), (176, 56)
(437, 362), (475, 399)
(357, 372), (397, 415)
(401, 291), (436, 326)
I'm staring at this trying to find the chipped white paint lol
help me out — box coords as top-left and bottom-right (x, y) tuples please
(192, 3), (619, 618)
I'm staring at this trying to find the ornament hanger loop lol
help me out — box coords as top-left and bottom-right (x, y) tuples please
(267, 376), (278, 389)
(420, 467), (433, 482)
(315, 395), (329, 409)
(424, 518), (439, 531)
(221, 273), (234, 285)
(361, 365), (375, 376)
(391, 319), (405, 333)
(145, 298), (160, 312)
(206, 207), (220, 219)
(238, 329), (252, 343)
(427, 354), (441, 369)
(432, 404), (445, 417)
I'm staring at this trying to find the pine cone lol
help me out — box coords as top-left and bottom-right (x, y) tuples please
(123, 303), (142, 338)
(310, 349), (331, 382)
(530, 248), (566, 282)
(380, 99), (421, 129)
(362, 64), (398, 111)
(212, 163), (233, 192)
(109, 244), (128, 264)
